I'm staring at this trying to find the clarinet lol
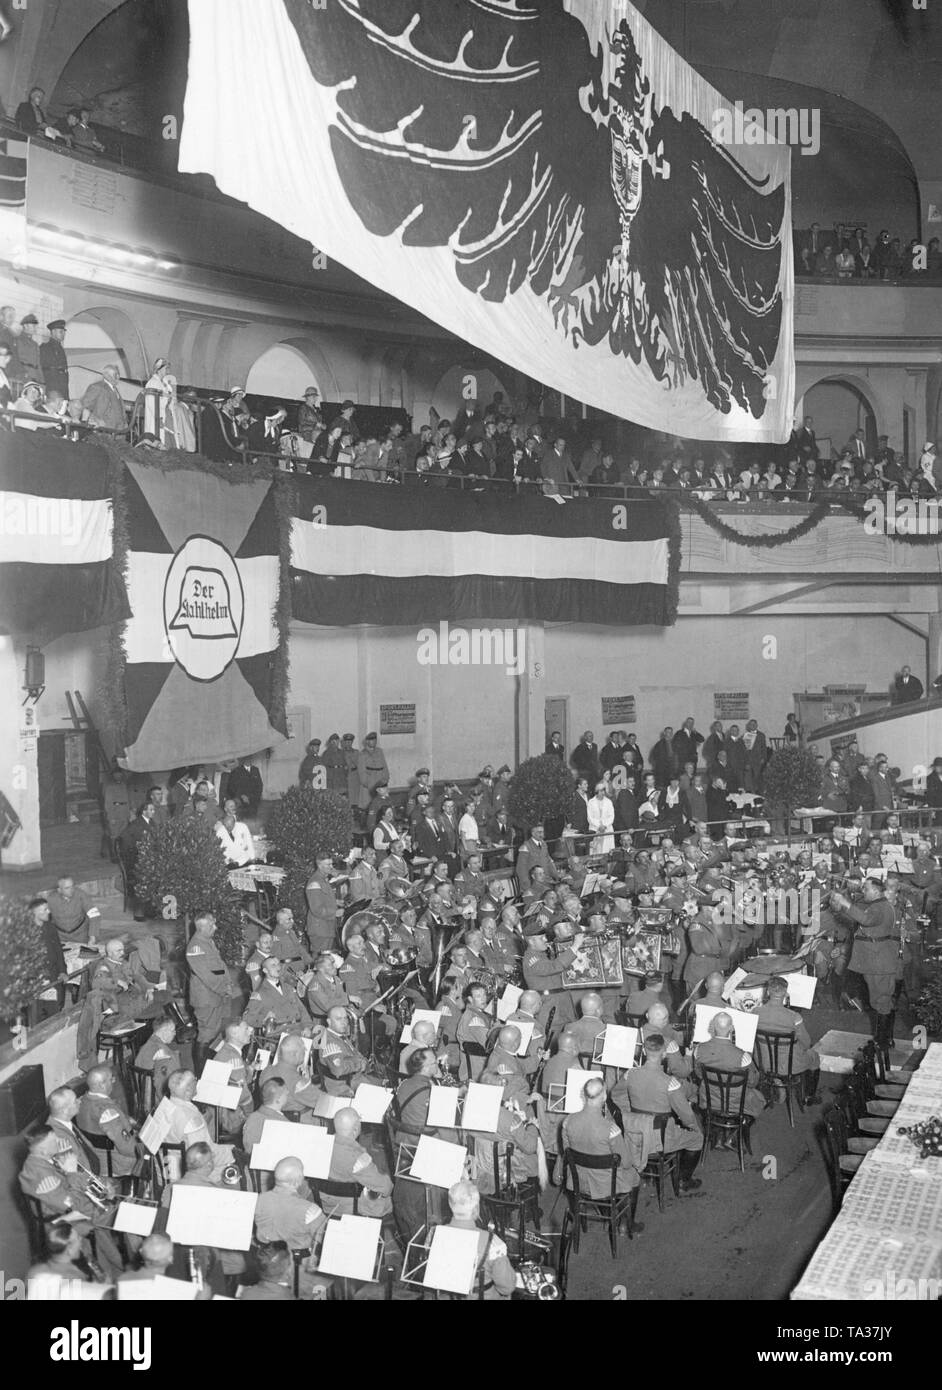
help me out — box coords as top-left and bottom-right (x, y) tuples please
(532, 1006), (556, 1093)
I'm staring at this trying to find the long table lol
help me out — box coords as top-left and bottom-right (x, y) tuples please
(792, 1043), (942, 1300)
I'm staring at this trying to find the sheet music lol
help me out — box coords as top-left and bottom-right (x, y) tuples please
(426, 1086), (460, 1128)
(113, 1201), (158, 1237)
(194, 1077), (243, 1110)
(351, 1084), (393, 1123)
(693, 1004), (759, 1052)
(313, 1091), (350, 1120)
(410, 1134), (467, 1189)
(510, 1020), (535, 1056)
(424, 1225), (481, 1295)
(165, 1185), (258, 1252)
(400, 1010), (442, 1044)
(138, 1096), (175, 1154)
(564, 1067), (604, 1113)
(496, 984), (522, 1022)
(250, 1118), (334, 1178)
(460, 1082), (503, 1133)
(722, 968), (748, 1000)
(598, 1024), (639, 1068)
(780, 972), (817, 1010)
(317, 1215), (382, 1281)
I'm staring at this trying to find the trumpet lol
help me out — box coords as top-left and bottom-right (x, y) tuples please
(51, 1155), (112, 1211)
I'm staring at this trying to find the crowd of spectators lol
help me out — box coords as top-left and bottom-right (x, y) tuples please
(794, 222), (942, 282)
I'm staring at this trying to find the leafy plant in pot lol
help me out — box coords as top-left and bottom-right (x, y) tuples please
(508, 754), (579, 841)
(266, 786), (355, 923)
(0, 895), (51, 1031)
(134, 816), (244, 966)
(760, 745), (821, 843)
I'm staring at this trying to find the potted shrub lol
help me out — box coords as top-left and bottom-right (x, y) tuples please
(134, 816), (244, 966)
(266, 786), (354, 921)
(0, 895), (50, 1028)
(508, 753), (578, 833)
(761, 745), (821, 843)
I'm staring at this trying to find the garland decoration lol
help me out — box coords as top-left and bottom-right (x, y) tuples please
(682, 493), (832, 547)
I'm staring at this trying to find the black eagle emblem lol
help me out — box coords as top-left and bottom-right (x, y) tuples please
(285, 0), (787, 419)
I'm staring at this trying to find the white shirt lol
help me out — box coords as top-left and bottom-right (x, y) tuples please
(459, 812), (480, 848)
(215, 819), (254, 866)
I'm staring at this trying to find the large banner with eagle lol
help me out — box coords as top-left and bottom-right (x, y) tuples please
(179, 0), (794, 443)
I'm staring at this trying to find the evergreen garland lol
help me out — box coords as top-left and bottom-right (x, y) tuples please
(0, 896), (52, 1021)
(683, 493), (832, 547)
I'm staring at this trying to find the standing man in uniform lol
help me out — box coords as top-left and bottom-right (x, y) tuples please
(40, 319), (69, 399)
(305, 851), (341, 955)
(357, 732), (389, 824)
(522, 918), (583, 1032)
(185, 911), (234, 1070)
(830, 878), (901, 1057)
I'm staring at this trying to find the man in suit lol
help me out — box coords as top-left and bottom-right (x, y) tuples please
(650, 727), (678, 787)
(798, 223), (832, 273)
(454, 399), (484, 442)
(845, 428), (867, 461)
(868, 756), (896, 831)
(672, 717), (704, 771)
(789, 415), (819, 462)
(81, 364), (126, 430)
(571, 731), (600, 784)
(226, 758), (263, 816)
(414, 802), (450, 863)
(892, 665), (924, 705)
(546, 730), (565, 760)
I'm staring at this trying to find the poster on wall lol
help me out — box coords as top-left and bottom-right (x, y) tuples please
(714, 692), (750, 721)
(601, 696), (636, 725)
(380, 704), (417, 736)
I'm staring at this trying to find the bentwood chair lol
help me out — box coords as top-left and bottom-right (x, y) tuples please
(560, 1147), (639, 1258)
(821, 1105), (861, 1214)
(478, 1140), (541, 1258)
(697, 1066), (752, 1173)
(753, 1029), (804, 1127)
(634, 1112), (681, 1212)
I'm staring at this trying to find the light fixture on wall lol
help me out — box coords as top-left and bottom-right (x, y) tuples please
(22, 645), (45, 704)
(30, 224), (181, 275)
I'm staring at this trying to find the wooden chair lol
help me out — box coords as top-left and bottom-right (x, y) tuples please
(845, 1069), (892, 1135)
(753, 1029), (804, 1127)
(560, 1146), (638, 1258)
(478, 1140), (541, 1259)
(460, 1040), (488, 1083)
(822, 1105), (861, 1214)
(633, 1112), (681, 1212)
(697, 1066), (752, 1173)
(98, 1024), (149, 1099)
(860, 1039), (910, 1095)
(310, 1177), (360, 1217)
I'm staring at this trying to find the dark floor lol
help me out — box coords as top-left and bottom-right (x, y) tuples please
(0, 1005), (897, 1298)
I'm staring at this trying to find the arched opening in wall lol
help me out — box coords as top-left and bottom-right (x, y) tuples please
(245, 343), (320, 401)
(430, 363), (512, 427)
(802, 377), (878, 461)
(67, 306), (147, 406)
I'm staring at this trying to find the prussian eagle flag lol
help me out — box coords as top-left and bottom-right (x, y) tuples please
(120, 461), (287, 770)
(0, 434), (129, 640)
(179, 0), (794, 443)
(290, 479), (675, 626)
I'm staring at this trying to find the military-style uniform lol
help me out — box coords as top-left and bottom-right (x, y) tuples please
(318, 1028), (369, 1096)
(76, 1091), (139, 1176)
(135, 1033), (180, 1098)
(516, 837), (560, 889)
(242, 1103), (284, 1155)
(39, 335), (69, 398)
(258, 1062), (323, 1117)
(242, 979), (308, 1032)
(842, 895), (901, 1014)
(682, 918), (725, 986)
(338, 951), (381, 1007)
(754, 1002), (819, 1074)
(456, 1005), (492, 1079)
(562, 1108), (640, 1196)
(567, 1016), (606, 1061)
(480, 931), (518, 976)
(472, 1105), (540, 1191)
(356, 745), (390, 811)
(444, 1219), (516, 1301)
(245, 945), (273, 991)
(186, 930), (233, 1045)
(91, 956), (168, 1020)
(254, 1189), (325, 1250)
(163, 1098), (235, 1179)
(269, 926), (312, 975)
(506, 1008), (544, 1077)
(348, 860), (381, 902)
(18, 1153), (124, 1279)
(387, 920), (433, 968)
(613, 1064), (702, 1153)
(305, 871), (340, 954)
(695, 1038), (766, 1117)
(455, 867), (487, 901)
(481, 1045), (529, 1103)
(306, 972), (349, 1021)
(522, 942), (578, 1028)
(214, 1041), (255, 1120)
(326, 1135), (393, 1217)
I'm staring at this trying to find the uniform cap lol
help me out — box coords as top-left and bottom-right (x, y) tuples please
(47, 319), (66, 331)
